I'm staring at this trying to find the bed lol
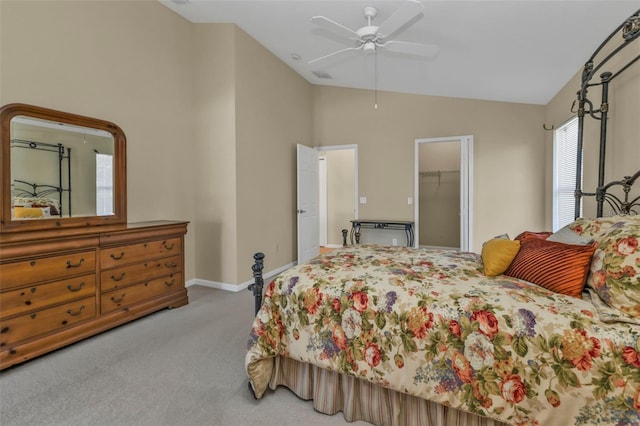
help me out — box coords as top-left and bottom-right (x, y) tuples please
(246, 9), (640, 426)
(246, 209), (640, 425)
(11, 181), (63, 220)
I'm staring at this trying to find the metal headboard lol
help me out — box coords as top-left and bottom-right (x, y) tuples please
(12, 179), (61, 199)
(574, 9), (640, 218)
(597, 170), (640, 216)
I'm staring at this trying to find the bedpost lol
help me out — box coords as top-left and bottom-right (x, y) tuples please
(248, 252), (265, 316)
(342, 229), (348, 246)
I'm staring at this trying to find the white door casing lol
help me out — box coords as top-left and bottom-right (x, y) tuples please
(318, 156), (328, 247)
(297, 144), (320, 264)
(414, 136), (474, 251)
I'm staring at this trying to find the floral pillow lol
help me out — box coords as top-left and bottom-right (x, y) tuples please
(586, 219), (640, 317)
(567, 215), (637, 241)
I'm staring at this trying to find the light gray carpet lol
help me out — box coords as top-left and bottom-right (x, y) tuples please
(0, 286), (368, 426)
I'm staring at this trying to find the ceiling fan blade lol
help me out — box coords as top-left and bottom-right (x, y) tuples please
(382, 40), (439, 58)
(310, 16), (359, 40)
(377, 0), (424, 39)
(308, 46), (362, 65)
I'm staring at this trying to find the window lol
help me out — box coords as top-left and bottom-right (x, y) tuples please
(552, 116), (581, 231)
(96, 153), (113, 215)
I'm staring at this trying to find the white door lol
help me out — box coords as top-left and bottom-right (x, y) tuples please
(297, 144), (319, 264)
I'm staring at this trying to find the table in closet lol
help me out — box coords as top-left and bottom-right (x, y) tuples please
(0, 220), (189, 370)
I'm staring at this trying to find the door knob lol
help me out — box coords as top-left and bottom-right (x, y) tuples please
(297, 209), (307, 214)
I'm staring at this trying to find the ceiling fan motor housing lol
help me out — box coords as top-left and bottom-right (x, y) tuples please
(357, 24), (381, 56)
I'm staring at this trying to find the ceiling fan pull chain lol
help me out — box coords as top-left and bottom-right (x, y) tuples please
(374, 49), (378, 110)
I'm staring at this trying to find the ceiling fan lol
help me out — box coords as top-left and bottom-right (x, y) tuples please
(308, 0), (439, 65)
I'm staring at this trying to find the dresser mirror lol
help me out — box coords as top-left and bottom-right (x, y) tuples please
(0, 103), (126, 232)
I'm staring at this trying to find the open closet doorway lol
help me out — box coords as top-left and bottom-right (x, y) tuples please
(317, 145), (358, 249)
(414, 136), (473, 251)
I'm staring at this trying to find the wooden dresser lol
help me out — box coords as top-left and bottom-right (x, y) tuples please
(0, 220), (188, 370)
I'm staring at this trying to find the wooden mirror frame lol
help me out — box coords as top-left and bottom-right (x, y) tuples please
(0, 103), (126, 233)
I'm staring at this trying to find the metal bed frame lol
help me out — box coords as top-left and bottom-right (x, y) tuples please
(10, 139), (72, 216)
(574, 8), (640, 218)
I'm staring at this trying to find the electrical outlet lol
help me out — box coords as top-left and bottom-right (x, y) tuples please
(392, 238), (398, 246)
(408, 197), (413, 205)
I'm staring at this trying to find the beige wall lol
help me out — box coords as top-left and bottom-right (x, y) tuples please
(543, 37), (640, 227)
(1, 0), (197, 279)
(192, 24), (238, 285)
(4, 1), (633, 286)
(313, 87), (546, 252)
(234, 27), (313, 283)
(0, 1), (313, 286)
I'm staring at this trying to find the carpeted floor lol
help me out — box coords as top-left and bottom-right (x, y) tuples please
(0, 286), (368, 426)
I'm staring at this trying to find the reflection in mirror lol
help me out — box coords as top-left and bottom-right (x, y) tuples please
(10, 116), (115, 220)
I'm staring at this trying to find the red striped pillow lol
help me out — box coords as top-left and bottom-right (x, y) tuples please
(504, 237), (596, 298)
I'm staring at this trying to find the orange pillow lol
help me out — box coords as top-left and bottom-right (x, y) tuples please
(514, 231), (553, 242)
(504, 237), (596, 298)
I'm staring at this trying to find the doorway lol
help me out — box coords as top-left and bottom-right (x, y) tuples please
(317, 145), (358, 248)
(414, 136), (473, 251)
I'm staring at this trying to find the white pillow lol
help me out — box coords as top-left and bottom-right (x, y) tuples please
(547, 224), (593, 245)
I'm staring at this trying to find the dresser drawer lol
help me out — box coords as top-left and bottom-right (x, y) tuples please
(0, 251), (96, 290)
(100, 238), (181, 269)
(101, 273), (182, 314)
(0, 297), (96, 348)
(100, 255), (181, 292)
(0, 275), (96, 320)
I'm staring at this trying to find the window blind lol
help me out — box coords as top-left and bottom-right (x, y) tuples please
(96, 153), (114, 216)
(553, 117), (581, 231)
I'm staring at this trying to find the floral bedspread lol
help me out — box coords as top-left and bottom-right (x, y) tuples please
(246, 245), (640, 426)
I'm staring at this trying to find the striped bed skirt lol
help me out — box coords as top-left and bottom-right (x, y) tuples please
(267, 356), (509, 426)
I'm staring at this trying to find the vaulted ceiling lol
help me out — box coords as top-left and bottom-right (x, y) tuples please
(159, 0), (639, 105)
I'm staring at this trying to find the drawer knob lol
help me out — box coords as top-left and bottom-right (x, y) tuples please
(165, 262), (177, 268)
(111, 294), (126, 303)
(111, 272), (126, 282)
(110, 252), (125, 260)
(164, 279), (176, 287)
(163, 241), (176, 250)
(1, 327), (9, 334)
(67, 282), (86, 292)
(66, 258), (85, 269)
(66, 306), (85, 317)
(30, 260), (36, 267)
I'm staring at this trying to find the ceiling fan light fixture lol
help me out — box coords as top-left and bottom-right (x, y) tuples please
(363, 41), (376, 55)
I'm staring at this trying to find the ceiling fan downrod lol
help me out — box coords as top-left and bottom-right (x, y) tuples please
(359, 6), (380, 55)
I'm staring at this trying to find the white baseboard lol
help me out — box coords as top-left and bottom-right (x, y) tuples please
(323, 244), (343, 248)
(186, 261), (297, 292)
